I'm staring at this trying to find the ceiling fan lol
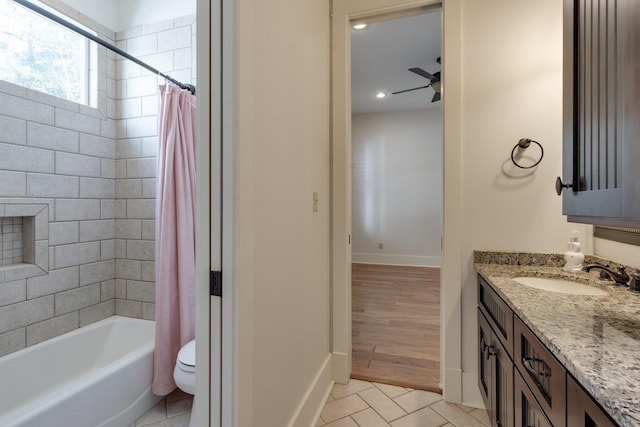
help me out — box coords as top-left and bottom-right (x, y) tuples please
(392, 58), (441, 103)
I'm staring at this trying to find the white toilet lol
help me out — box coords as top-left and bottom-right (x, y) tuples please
(173, 339), (197, 426)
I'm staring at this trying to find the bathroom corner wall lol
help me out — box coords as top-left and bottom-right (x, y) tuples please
(0, 7), (118, 357)
(113, 16), (196, 320)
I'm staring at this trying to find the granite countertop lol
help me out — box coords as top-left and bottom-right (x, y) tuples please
(474, 251), (640, 427)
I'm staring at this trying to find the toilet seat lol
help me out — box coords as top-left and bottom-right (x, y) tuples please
(177, 339), (196, 373)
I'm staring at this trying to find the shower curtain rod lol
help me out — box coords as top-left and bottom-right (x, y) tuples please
(11, 0), (196, 95)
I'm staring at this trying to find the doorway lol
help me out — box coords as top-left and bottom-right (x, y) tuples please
(349, 10), (443, 391)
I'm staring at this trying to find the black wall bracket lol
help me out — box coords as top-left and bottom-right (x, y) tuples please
(210, 271), (222, 297)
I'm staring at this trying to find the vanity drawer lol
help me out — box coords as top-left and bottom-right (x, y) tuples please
(478, 274), (514, 357)
(514, 316), (566, 427)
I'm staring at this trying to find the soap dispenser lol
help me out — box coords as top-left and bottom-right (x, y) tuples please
(563, 230), (585, 273)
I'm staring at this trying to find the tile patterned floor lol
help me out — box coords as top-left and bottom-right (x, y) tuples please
(318, 379), (489, 427)
(131, 388), (193, 427)
(132, 379), (489, 427)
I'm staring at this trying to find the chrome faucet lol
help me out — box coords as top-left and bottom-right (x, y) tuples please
(583, 264), (630, 285)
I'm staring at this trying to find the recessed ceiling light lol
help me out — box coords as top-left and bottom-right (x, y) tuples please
(376, 92), (386, 99)
(352, 23), (367, 30)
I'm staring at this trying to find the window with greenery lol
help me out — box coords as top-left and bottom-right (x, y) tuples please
(0, 0), (95, 105)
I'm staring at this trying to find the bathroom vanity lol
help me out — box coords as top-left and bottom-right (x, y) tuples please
(474, 252), (640, 427)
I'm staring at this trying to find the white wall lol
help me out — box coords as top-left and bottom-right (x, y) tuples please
(235, 0), (332, 425)
(352, 108), (442, 267)
(57, 0), (196, 31)
(458, 0), (593, 405)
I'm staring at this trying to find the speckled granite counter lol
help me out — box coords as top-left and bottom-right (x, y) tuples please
(474, 251), (640, 427)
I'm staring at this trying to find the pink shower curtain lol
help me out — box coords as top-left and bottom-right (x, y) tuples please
(152, 84), (197, 396)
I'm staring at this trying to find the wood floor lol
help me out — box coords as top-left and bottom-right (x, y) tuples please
(352, 263), (440, 392)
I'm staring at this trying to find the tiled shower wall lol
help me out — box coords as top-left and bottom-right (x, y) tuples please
(113, 16), (196, 320)
(0, 4), (196, 357)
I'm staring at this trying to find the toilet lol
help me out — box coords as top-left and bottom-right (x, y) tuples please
(173, 339), (197, 426)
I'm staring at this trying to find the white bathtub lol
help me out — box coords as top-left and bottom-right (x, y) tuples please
(0, 316), (162, 427)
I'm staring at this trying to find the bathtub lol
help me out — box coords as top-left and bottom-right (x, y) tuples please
(0, 316), (162, 427)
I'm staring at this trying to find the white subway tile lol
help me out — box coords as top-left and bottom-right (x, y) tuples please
(116, 98), (142, 119)
(0, 143), (54, 173)
(141, 261), (155, 282)
(101, 239), (115, 260)
(56, 152), (101, 177)
(49, 222), (79, 246)
(141, 20), (174, 36)
(101, 199), (116, 219)
(141, 51), (173, 74)
(0, 116), (26, 145)
(80, 134), (116, 159)
(141, 137), (158, 156)
(141, 96), (159, 117)
(25, 89), (79, 112)
(0, 80), (26, 97)
(127, 33), (158, 57)
(116, 139), (142, 158)
(27, 174), (78, 198)
(55, 108), (101, 135)
(174, 47), (192, 71)
(115, 279), (126, 298)
(26, 312), (78, 346)
(101, 158), (116, 178)
(0, 328), (25, 357)
(0, 171), (26, 197)
(115, 200), (127, 219)
(141, 302), (155, 321)
(80, 177), (115, 198)
(116, 26), (141, 41)
(54, 284), (100, 315)
(175, 15), (196, 28)
(101, 119), (117, 139)
(116, 219), (142, 239)
(56, 199), (101, 221)
(0, 279), (26, 307)
(27, 122), (79, 152)
(116, 179), (142, 199)
(141, 220), (155, 240)
(142, 178), (156, 198)
(116, 259), (141, 280)
(79, 300), (114, 326)
(126, 240), (155, 261)
(127, 75), (159, 98)
(79, 260), (114, 286)
(100, 279), (115, 301)
(115, 159), (127, 179)
(127, 158), (156, 178)
(126, 200), (155, 219)
(54, 242), (101, 269)
(0, 296), (54, 335)
(158, 26), (191, 52)
(115, 299), (141, 318)
(117, 59), (143, 80)
(79, 219), (115, 242)
(126, 116), (158, 138)
(126, 280), (155, 302)
(0, 94), (55, 125)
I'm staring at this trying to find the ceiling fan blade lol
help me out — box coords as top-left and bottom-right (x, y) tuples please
(409, 67), (436, 80)
(431, 91), (441, 102)
(392, 85), (430, 95)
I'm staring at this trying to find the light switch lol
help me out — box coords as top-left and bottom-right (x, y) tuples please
(313, 192), (318, 212)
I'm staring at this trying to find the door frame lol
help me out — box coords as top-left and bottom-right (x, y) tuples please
(331, 0), (465, 402)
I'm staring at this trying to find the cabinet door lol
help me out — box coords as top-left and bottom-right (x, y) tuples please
(567, 375), (618, 427)
(562, 0), (640, 225)
(514, 370), (552, 427)
(479, 310), (514, 427)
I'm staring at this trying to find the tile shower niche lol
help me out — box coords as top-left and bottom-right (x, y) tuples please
(0, 203), (48, 283)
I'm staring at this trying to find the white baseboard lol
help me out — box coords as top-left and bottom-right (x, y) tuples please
(332, 351), (350, 384)
(352, 253), (441, 267)
(442, 367), (462, 404)
(287, 353), (333, 427)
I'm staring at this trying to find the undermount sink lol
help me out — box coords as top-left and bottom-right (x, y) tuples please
(512, 277), (608, 296)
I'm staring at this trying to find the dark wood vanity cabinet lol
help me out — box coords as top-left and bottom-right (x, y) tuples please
(562, 0), (640, 225)
(477, 275), (620, 427)
(567, 375), (617, 427)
